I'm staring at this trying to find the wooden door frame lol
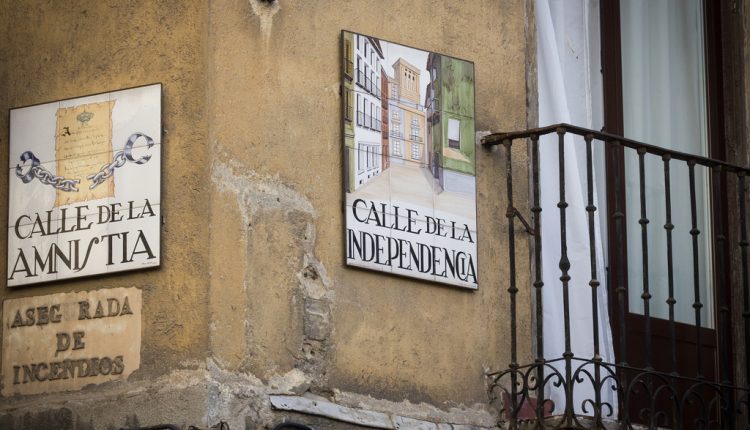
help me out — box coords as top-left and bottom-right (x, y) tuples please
(599, 0), (732, 380)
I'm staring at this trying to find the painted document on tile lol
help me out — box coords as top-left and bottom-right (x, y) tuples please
(55, 101), (115, 206)
(341, 32), (477, 289)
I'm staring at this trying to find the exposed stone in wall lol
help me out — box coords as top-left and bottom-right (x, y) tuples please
(0, 367), (208, 430)
(203, 363), (499, 430)
(209, 152), (334, 391)
(0, 359), (499, 430)
(0, 408), (80, 430)
(270, 395), (497, 430)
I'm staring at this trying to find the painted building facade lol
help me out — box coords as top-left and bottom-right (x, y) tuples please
(380, 67), (390, 171)
(425, 53), (476, 195)
(342, 32), (356, 193)
(388, 59), (427, 166)
(352, 34), (384, 190)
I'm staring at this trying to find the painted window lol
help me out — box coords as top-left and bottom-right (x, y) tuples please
(357, 145), (365, 172)
(357, 57), (362, 84)
(344, 39), (353, 77)
(393, 140), (402, 157)
(356, 94), (361, 125)
(448, 118), (460, 149)
(344, 88), (353, 121)
(410, 117), (420, 141)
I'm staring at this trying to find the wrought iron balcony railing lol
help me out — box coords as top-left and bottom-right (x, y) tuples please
(481, 124), (750, 430)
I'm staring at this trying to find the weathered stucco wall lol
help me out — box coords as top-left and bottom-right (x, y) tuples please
(206, 0), (532, 414)
(0, 1), (534, 429)
(0, 0), (211, 366)
(0, 0), (212, 426)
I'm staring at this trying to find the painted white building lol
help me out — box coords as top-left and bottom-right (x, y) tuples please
(353, 34), (384, 189)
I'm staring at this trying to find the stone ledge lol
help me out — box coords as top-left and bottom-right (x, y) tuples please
(270, 395), (496, 430)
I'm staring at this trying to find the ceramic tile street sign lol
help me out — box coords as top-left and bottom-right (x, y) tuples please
(7, 84), (161, 287)
(342, 32), (477, 289)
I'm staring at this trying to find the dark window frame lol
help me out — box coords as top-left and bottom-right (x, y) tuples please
(600, 0), (731, 387)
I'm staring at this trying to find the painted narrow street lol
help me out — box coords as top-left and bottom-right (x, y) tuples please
(345, 160), (475, 226)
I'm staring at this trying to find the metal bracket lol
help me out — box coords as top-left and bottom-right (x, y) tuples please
(509, 206), (535, 236)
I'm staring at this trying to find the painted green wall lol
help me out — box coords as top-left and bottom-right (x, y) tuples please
(431, 57), (476, 175)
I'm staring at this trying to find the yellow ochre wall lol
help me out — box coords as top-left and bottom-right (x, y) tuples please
(0, 1), (534, 429)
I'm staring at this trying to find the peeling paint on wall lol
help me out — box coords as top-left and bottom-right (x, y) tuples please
(210, 152), (334, 386)
(211, 154), (316, 223)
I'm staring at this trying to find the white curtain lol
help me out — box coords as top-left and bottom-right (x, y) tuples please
(620, 0), (713, 329)
(536, 0), (617, 416)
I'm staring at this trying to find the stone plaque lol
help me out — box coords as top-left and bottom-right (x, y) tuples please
(1, 287), (141, 396)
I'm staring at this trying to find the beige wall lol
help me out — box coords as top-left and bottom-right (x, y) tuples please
(207, 0), (532, 408)
(0, 0), (211, 383)
(0, 1), (534, 428)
